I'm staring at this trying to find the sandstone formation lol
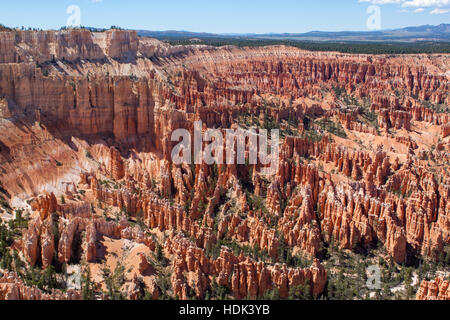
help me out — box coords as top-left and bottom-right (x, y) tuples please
(416, 278), (450, 300)
(0, 28), (448, 300)
(0, 272), (81, 300)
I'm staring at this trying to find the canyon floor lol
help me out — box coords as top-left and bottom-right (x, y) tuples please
(0, 28), (449, 300)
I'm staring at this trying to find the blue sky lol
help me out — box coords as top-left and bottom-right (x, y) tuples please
(0, 0), (448, 33)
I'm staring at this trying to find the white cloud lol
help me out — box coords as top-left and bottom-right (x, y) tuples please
(402, 0), (449, 7)
(359, 0), (450, 15)
(430, 7), (450, 12)
(359, 0), (403, 4)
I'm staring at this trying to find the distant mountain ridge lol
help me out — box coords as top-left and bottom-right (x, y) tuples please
(136, 24), (450, 42)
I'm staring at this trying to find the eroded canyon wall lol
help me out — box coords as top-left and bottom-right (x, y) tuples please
(0, 29), (449, 300)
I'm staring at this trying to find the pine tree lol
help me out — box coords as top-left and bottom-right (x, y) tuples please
(81, 268), (95, 300)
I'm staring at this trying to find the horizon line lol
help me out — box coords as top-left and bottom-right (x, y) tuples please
(1, 22), (449, 36)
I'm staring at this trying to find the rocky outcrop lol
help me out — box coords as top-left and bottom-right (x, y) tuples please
(22, 217), (42, 267)
(109, 147), (125, 180)
(0, 29), (105, 63)
(378, 109), (412, 131)
(0, 272), (81, 300)
(1, 29), (448, 301)
(167, 235), (327, 300)
(318, 184), (407, 263)
(416, 278), (450, 300)
(31, 193), (59, 221)
(138, 254), (155, 276)
(105, 30), (138, 61)
(442, 123), (450, 139)
(22, 217), (55, 268)
(58, 217), (124, 264)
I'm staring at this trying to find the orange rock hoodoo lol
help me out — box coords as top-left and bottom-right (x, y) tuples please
(416, 278), (450, 300)
(0, 29), (448, 300)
